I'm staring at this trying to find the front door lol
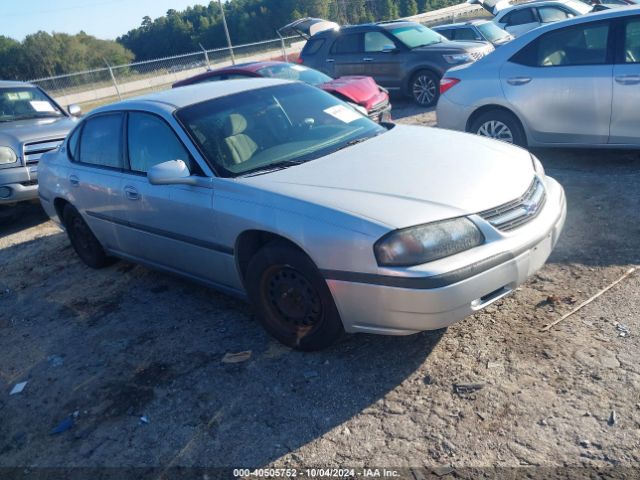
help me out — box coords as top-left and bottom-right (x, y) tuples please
(362, 31), (404, 89)
(610, 16), (640, 145)
(501, 19), (613, 145)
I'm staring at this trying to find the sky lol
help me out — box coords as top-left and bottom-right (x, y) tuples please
(0, 0), (221, 41)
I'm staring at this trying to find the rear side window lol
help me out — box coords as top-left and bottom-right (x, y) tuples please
(503, 8), (536, 26)
(78, 114), (123, 168)
(331, 33), (362, 54)
(437, 29), (454, 40)
(624, 18), (640, 63)
(538, 6), (573, 23)
(511, 22), (610, 67)
(302, 37), (325, 56)
(127, 112), (193, 174)
(66, 126), (81, 160)
(454, 27), (481, 40)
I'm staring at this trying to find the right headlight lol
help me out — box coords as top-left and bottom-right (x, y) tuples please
(374, 217), (484, 267)
(0, 146), (17, 165)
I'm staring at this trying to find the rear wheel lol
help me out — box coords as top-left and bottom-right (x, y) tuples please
(469, 109), (527, 147)
(411, 70), (439, 107)
(245, 242), (343, 351)
(63, 204), (116, 269)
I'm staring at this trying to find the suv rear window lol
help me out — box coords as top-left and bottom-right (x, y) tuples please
(302, 38), (325, 56)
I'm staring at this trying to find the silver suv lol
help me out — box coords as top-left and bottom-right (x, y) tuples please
(0, 81), (79, 216)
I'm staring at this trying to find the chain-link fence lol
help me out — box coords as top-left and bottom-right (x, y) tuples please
(30, 36), (305, 113)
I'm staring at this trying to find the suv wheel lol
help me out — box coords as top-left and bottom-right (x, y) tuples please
(469, 110), (527, 147)
(63, 204), (116, 269)
(411, 70), (439, 107)
(245, 241), (344, 351)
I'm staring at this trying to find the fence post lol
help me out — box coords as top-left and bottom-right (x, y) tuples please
(277, 31), (288, 62)
(104, 60), (122, 101)
(199, 43), (211, 70)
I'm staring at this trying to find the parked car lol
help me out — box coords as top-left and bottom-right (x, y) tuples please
(470, 0), (592, 36)
(39, 79), (566, 350)
(437, 7), (640, 148)
(173, 61), (392, 123)
(295, 20), (494, 106)
(0, 81), (80, 220)
(433, 20), (515, 47)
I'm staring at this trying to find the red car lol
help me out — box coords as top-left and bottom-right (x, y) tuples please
(173, 61), (392, 123)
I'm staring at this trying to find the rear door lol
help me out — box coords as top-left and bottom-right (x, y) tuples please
(501, 19), (613, 145)
(67, 112), (128, 251)
(362, 31), (404, 88)
(327, 33), (366, 77)
(498, 8), (541, 37)
(609, 16), (640, 145)
(117, 111), (225, 283)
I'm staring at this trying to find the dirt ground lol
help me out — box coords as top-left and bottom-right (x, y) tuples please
(1, 102), (639, 477)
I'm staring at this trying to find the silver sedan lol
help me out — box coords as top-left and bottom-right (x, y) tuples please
(437, 7), (640, 148)
(39, 78), (566, 350)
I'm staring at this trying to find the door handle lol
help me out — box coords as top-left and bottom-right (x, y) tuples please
(326, 58), (335, 63)
(363, 57), (373, 62)
(507, 76), (531, 86)
(615, 75), (640, 85)
(124, 185), (140, 201)
(69, 175), (79, 186)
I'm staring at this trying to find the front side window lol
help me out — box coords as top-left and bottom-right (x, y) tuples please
(0, 87), (65, 123)
(538, 7), (573, 23)
(364, 31), (395, 52)
(624, 18), (640, 63)
(388, 24), (443, 48)
(504, 8), (536, 27)
(331, 34), (362, 54)
(176, 83), (384, 177)
(127, 112), (192, 174)
(78, 114), (123, 168)
(512, 22), (610, 66)
(256, 64), (332, 86)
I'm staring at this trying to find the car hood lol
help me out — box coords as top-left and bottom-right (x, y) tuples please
(319, 76), (387, 109)
(0, 116), (77, 150)
(413, 40), (490, 53)
(241, 125), (535, 229)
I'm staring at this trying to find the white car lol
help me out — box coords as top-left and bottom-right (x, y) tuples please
(38, 79), (566, 350)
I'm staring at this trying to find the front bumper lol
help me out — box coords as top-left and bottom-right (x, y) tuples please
(326, 176), (567, 335)
(0, 165), (39, 205)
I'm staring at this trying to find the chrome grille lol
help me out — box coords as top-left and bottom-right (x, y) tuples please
(23, 138), (64, 165)
(479, 178), (546, 232)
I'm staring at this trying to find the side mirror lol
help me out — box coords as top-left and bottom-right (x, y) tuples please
(148, 160), (196, 186)
(68, 104), (82, 117)
(382, 45), (397, 53)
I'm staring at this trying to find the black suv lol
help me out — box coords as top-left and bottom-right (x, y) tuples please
(298, 21), (494, 106)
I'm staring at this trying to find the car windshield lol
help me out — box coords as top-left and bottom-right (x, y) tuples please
(477, 21), (511, 42)
(256, 64), (333, 86)
(389, 24), (443, 48)
(176, 83), (385, 177)
(0, 87), (64, 122)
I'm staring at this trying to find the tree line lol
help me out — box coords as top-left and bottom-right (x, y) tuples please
(0, 0), (459, 80)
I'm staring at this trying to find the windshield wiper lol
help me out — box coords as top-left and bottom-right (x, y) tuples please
(330, 132), (383, 154)
(240, 159), (305, 177)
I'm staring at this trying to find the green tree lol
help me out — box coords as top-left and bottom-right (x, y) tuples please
(400, 0), (419, 16)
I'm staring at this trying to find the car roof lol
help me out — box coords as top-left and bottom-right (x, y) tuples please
(0, 80), (35, 88)
(315, 20), (420, 35)
(93, 78), (292, 114)
(207, 61), (295, 75)
(433, 19), (489, 28)
(497, 0), (581, 13)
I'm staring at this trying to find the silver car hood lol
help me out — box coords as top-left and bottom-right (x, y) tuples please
(242, 125), (535, 229)
(0, 116), (77, 151)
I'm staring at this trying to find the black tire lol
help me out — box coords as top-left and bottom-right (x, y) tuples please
(469, 109), (527, 147)
(245, 242), (344, 351)
(63, 204), (116, 269)
(410, 70), (440, 107)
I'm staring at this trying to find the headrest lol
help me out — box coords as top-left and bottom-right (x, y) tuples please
(224, 113), (247, 137)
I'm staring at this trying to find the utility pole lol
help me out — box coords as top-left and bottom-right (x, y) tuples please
(218, 0), (235, 65)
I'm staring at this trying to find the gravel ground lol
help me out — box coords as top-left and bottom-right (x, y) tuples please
(0, 101), (639, 476)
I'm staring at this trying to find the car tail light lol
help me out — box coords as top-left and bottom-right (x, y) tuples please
(295, 57), (304, 64)
(440, 78), (460, 95)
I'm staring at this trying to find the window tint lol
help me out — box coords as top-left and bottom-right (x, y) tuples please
(67, 126), (81, 160)
(79, 114), (123, 168)
(331, 33), (362, 53)
(302, 37), (325, 55)
(538, 7), (572, 23)
(436, 29), (454, 40)
(127, 112), (192, 173)
(624, 18), (640, 63)
(364, 31), (393, 52)
(504, 8), (536, 26)
(511, 22), (609, 66)
(454, 27), (481, 40)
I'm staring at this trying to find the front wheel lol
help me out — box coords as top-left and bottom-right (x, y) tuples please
(411, 70), (439, 107)
(245, 242), (344, 351)
(469, 110), (527, 147)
